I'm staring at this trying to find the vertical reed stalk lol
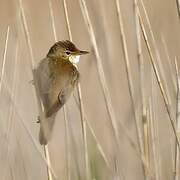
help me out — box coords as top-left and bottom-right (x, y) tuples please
(48, 0), (72, 179)
(44, 146), (53, 180)
(174, 58), (180, 180)
(16, 136), (29, 180)
(3, 41), (19, 180)
(149, 97), (160, 180)
(48, 0), (58, 41)
(63, 0), (91, 179)
(143, 106), (150, 177)
(134, 1), (149, 178)
(116, 0), (148, 177)
(10, 166), (15, 180)
(63, 107), (71, 180)
(78, 0), (123, 178)
(78, 0), (152, 177)
(79, 0), (119, 146)
(18, 0), (56, 178)
(0, 26), (10, 94)
(139, 0), (172, 109)
(137, 8), (180, 150)
(115, 0), (144, 158)
(73, 94), (111, 170)
(2, 74), (57, 178)
(151, 67), (162, 180)
(47, 2), (57, 179)
(0, 26), (10, 156)
(176, 0), (180, 21)
(161, 35), (176, 91)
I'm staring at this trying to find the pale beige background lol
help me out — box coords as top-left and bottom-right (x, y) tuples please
(0, 0), (180, 179)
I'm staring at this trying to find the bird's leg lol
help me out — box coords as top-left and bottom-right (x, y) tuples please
(58, 90), (66, 106)
(36, 115), (40, 123)
(29, 79), (35, 85)
(45, 90), (66, 118)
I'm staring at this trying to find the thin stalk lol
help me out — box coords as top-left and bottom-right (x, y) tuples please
(47, 2), (58, 180)
(0, 26), (10, 94)
(67, 113), (82, 180)
(48, 0), (58, 41)
(134, 1), (149, 178)
(137, 9), (180, 150)
(161, 35), (176, 92)
(63, 0), (72, 40)
(48, 1), (71, 179)
(73, 94), (111, 170)
(116, 0), (145, 177)
(63, 107), (71, 180)
(149, 97), (160, 180)
(18, 0), (57, 178)
(62, 1), (91, 180)
(0, 26), (10, 152)
(79, 0), (123, 178)
(159, 36), (176, 173)
(3, 41), (19, 180)
(151, 68), (162, 180)
(10, 166), (15, 180)
(77, 84), (90, 180)
(44, 146), (53, 180)
(134, 0), (146, 123)
(143, 106), (150, 177)
(115, 0), (144, 156)
(139, 0), (172, 110)
(134, 0), (148, 179)
(138, 0), (179, 169)
(176, 0), (180, 21)
(174, 58), (180, 180)
(79, 0), (119, 146)
(78, 0), (151, 176)
(2, 78), (57, 179)
(150, 68), (162, 180)
(16, 135), (29, 180)
(114, 157), (125, 180)
(6, 131), (29, 180)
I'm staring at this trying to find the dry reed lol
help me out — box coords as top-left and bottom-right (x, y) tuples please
(3, 40), (19, 180)
(0, 26), (10, 95)
(78, 0), (154, 178)
(18, 0), (57, 178)
(176, 0), (180, 21)
(174, 58), (180, 180)
(149, 97), (160, 180)
(137, 6), (180, 150)
(0, 0), (179, 179)
(161, 35), (176, 92)
(63, 0), (91, 179)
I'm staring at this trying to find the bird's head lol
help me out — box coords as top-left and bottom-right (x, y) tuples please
(47, 40), (89, 64)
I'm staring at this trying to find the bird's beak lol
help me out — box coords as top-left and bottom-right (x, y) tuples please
(79, 50), (89, 55)
(72, 50), (89, 55)
(71, 50), (89, 56)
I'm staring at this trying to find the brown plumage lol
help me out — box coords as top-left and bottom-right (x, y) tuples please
(34, 40), (88, 145)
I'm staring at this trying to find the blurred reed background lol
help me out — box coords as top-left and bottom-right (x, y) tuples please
(0, 0), (180, 179)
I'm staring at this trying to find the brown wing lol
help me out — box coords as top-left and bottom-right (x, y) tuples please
(33, 58), (54, 112)
(34, 58), (79, 145)
(34, 57), (79, 117)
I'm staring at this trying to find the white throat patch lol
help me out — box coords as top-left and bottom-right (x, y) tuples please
(69, 55), (80, 65)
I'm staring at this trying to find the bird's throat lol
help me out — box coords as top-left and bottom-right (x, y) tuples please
(69, 55), (80, 65)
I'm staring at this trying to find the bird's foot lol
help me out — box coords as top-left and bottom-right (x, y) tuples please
(29, 79), (34, 85)
(36, 116), (40, 123)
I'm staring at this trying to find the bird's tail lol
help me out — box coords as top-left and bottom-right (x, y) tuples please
(39, 114), (56, 145)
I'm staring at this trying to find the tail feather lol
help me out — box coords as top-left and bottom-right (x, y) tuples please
(39, 114), (56, 145)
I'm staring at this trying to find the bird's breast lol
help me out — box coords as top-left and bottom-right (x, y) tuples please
(49, 58), (80, 86)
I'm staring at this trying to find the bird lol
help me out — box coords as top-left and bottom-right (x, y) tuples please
(33, 40), (89, 145)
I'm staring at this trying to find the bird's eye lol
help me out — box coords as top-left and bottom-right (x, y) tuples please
(65, 51), (70, 55)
